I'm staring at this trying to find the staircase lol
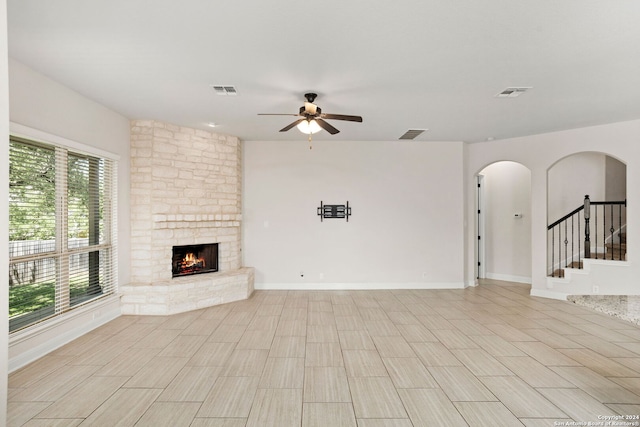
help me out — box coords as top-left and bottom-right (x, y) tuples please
(548, 195), (626, 278)
(552, 232), (626, 278)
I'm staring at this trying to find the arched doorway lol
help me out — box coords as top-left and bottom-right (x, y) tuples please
(477, 161), (532, 283)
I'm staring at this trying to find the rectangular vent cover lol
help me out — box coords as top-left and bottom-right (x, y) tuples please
(399, 129), (427, 140)
(211, 85), (238, 96)
(495, 87), (531, 98)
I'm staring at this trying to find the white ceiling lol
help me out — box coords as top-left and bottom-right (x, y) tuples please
(7, 1), (640, 143)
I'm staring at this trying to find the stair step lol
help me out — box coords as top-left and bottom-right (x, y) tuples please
(605, 243), (626, 250)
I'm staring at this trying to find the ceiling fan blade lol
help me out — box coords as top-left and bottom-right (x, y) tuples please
(321, 113), (363, 122)
(279, 118), (305, 132)
(315, 119), (340, 135)
(258, 113), (301, 116)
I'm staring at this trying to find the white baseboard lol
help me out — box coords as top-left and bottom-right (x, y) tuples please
(530, 288), (569, 301)
(486, 273), (532, 284)
(9, 295), (122, 372)
(254, 282), (467, 291)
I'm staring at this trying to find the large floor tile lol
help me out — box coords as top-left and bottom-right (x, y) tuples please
(537, 388), (619, 421)
(35, 375), (128, 418)
(198, 376), (260, 418)
(479, 376), (567, 418)
(454, 401), (524, 427)
(451, 348), (514, 377)
(157, 366), (222, 401)
(303, 367), (351, 403)
(302, 402), (356, 427)
(348, 377), (407, 419)
(428, 366), (497, 401)
(305, 342), (344, 367)
(343, 350), (388, 377)
(397, 388), (467, 426)
(259, 357), (305, 388)
(246, 388), (303, 427)
(78, 388), (162, 426)
(371, 336), (416, 358)
(551, 366), (640, 404)
(497, 356), (575, 388)
(134, 402), (200, 427)
(383, 357), (439, 388)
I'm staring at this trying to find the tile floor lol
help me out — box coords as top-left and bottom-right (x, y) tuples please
(8, 279), (640, 426)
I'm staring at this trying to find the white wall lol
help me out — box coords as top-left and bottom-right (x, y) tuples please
(606, 156), (627, 202)
(243, 140), (466, 289)
(480, 161), (531, 283)
(465, 119), (640, 298)
(7, 59), (130, 370)
(547, 152), (606, 224)
(1, 0), (10, 420)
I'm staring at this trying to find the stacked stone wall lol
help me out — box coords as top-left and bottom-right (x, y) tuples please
(123, 120), (252, 315)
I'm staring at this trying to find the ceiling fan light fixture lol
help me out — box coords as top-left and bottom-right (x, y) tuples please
(297, 119), (322, 134)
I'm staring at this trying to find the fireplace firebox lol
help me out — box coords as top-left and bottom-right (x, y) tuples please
(172, 243), (219, 277)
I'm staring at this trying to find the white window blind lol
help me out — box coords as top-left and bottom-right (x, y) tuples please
(9, 137), (118, 332)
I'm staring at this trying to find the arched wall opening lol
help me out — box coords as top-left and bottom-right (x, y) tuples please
(476, 161), (532, 284)
(547, 152), (627, 276)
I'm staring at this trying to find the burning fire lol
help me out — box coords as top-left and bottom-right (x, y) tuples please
(180, 252), (206, 272)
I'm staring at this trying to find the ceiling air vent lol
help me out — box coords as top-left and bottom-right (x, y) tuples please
(399, 129), (427, 140)
(495, 87), (532, 98)
(211, 85), (238, 96)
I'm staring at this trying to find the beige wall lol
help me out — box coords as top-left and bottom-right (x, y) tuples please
(243, 140), (466, 288)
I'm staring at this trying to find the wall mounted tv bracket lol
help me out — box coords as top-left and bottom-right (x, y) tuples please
(317, 201), (351, 222)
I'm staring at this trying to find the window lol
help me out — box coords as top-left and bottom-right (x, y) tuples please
(9, 136), (117, 332)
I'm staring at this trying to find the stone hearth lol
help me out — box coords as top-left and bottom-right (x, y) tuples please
(121, 120), (253, 315)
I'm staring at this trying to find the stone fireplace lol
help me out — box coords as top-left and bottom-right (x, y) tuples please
(121, 120), (254, 315)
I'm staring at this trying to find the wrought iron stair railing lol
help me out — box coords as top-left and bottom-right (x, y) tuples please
(548, 195), (626, 278)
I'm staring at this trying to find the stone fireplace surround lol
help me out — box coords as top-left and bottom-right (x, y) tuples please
(121, 120), (254, 315)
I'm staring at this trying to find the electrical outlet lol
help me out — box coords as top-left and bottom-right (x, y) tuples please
(593, 285), (599, 293)
(300, 271), (304, 278)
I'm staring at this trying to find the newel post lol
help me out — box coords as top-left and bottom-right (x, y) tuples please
(584, 195), (591, 258)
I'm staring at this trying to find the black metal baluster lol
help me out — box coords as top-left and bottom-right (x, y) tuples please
(571, 215), (574, 268)
(611, 204), (615, 260)
(551, 227), (555, 277)
(584, 195), (591, 259)
(619, 204), (623, 260)
(578, 211), (582, 269)
(595, 204), (598, 259)
(559, 223), (562, 275)
(564, 220), (568, 268)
